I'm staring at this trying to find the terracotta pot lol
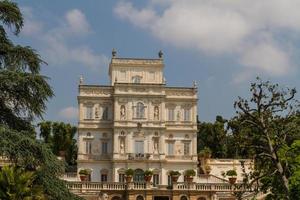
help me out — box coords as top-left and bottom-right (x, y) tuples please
(144, 175), (152, 182)
(229, 177), (237, 184)
(186, 176), (193, 183)
(80, 175), (87, 182)
(126, 176), (133, 183)
(171, 175), (179, 182)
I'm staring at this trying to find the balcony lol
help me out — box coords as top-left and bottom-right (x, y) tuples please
(128, 153), (151, 160)
(66, 181), (250, 194)
(78, 154), (111, 161)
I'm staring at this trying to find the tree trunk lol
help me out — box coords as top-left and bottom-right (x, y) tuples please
(266, 132), (290, 198)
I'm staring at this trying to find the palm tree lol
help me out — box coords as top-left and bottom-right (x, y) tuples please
(0, 165), (45, 200)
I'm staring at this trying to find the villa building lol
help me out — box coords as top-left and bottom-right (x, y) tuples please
(69, 50), (255, 200)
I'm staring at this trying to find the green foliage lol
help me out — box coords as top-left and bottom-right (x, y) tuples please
(169, 171), (181, 176)
(144, 170), (153, 176)
(38, 121), (78, 167)
(125, 169), (134, 176)
(0, 165), (45, 200)
(198, 147), (212, 158)
(197, 116), (234, 158)
(231, 78), (300, 199)
(0, 1), (82, 199)
(78, 169), (90, 176)
(184, 169), (196, 177)
(226, 169), (237, 177)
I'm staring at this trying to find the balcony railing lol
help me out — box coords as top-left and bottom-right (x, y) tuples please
(66, 181), (249, 194)
(78, 154), (111, 160)
(128, 153), (151, 160)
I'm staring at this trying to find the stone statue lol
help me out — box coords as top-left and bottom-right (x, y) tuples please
(99, 193), (108, 200)
(154, 106), (159, 120)
(120, 105), (126, 119)
(153, 140), (158, 153)
(177, 111), (181, 121)
(120, 139), (125, 154)
(95, 107), (99, 118)
(193, 80), (197, 88)
(79, 75), (84, 85)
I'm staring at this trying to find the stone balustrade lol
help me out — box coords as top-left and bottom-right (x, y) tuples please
(66, 181), (248, 194)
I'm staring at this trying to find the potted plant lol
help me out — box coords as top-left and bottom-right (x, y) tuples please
(184, 169), (196, 183)
(204, 165), (211, 175)
(79, 169), (90, 181)
(169, 170), (181, 183)
(144, 170), (153, 182)
(226, 169), (237, 184)
(125, 168), (134, 182)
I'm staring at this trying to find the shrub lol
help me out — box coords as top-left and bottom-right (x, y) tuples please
(169, 170), (181, 176)
(226, 169), (237, 177)
(125, 168), (134, 176)
(184, 169), (196, 177)
(144, 170), (153, 176)
(79, 169), (90, 175)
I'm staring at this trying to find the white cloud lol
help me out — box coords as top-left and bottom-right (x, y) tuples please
(65, 9), (91, 34)
(59, 106), (78, 120)
(22, 8), (108, 70)
(21, 7), (43, 36)
(240, 42), (292, 76)
(114, 0), (299, 80)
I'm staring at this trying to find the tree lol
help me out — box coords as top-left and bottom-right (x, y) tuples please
(232, 78), (300, 199)
(38, 121), (78, 167)
(0, 1), (82, 199)
(0, 165), (45, 200)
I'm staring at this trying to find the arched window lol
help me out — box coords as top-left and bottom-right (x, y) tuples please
(197, 198), (206, 200)
(136, 102), (145, 119)
(133, 169), (144, 182)
(180, 196), (188, 200)
(136, 195), (144, 200)
(100, 169), (108, 182)
(132, 76), (142, 83)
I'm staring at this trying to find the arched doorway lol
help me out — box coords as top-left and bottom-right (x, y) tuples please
(180, 196), (188, 200)
(136, 195), (144, 200)
(133, 169), (144, 182)
(111, 196), (122, 200)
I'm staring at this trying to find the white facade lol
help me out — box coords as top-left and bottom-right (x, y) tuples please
(77, 53), (198, 185)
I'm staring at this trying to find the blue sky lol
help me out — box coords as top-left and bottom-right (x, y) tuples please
(14, 0), (300, 124)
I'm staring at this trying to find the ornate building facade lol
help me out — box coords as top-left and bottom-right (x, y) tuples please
(71, 51), (255, 200)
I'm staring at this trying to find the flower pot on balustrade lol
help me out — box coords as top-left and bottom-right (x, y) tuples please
(228, 177), (237, 184)
(171, 175), (179, 183)
(79, 175), (88, 182)
(125, 175), (133, 183)
(186, 176), (193, 183)
(144, 175), (152, 182)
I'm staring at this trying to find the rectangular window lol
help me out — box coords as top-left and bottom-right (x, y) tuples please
(86, 141), (92, 154)
(135, 141), (144, 154)
(168, 109), (174, 121)
(168, 175), (172, 186)
(101, 174), (107, 182)
(119, 174), (125, 183)
(184, 142), (190, 155)
(153, 174), (159, 186)
(85, 106), (93, 119)
(184, 109), (191, 121)
(102, 141), (108, 155)
(102, 107), (108, 120)
(168, 142), (174, 155)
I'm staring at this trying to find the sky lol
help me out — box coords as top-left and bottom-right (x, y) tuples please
(13, 0), (300, 124)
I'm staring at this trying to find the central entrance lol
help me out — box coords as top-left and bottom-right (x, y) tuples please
(154, 196), (169, 200)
